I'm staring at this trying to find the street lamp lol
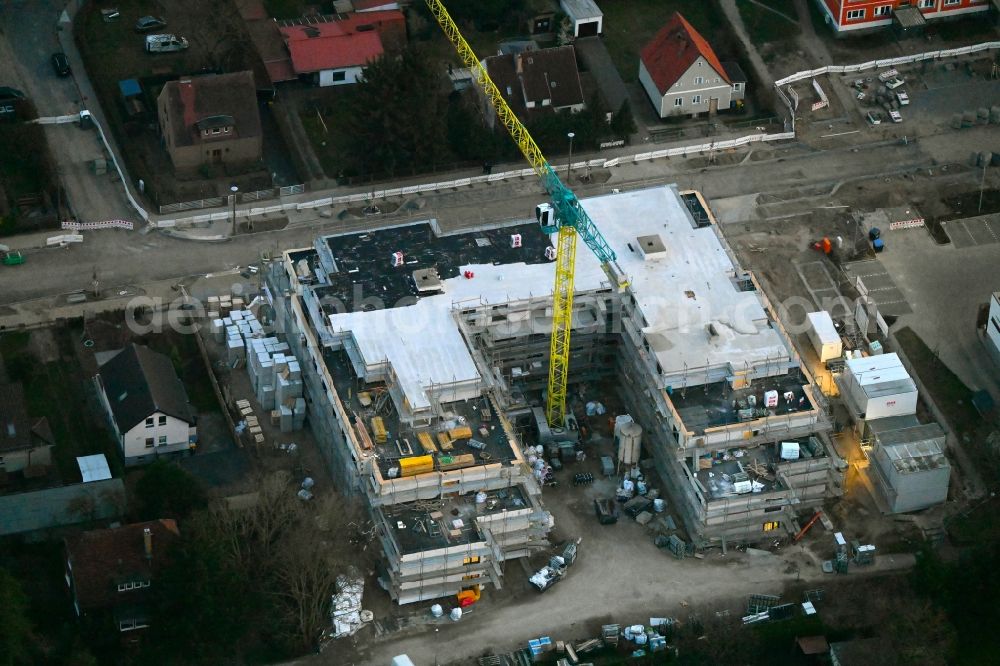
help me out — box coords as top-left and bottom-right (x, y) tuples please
(566, 132), (575, 182)
(230, 185), (239, 236)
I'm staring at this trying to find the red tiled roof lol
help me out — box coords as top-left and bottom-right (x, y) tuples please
(65, 519), (180, 612)
(640, 12), (730, 95)
(280, 11), (405, 74)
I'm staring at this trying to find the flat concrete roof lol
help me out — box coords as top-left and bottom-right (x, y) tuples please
(321, 185), (790, 411)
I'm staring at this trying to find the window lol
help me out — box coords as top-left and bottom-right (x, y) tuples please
(918, 0), (934, 7)
(463, 556), (481, 565)
(211, 127), (220, 134)
(145, 438), (154, 449)
(145, 417), (154, 428)
(119, 619), (149, 632)
(846, 8), (865, 19)
(734, 82), (743, 90)
(117, 580), (150, 592)
(692, 95), (702, 105)
(673, 98), (683, 107)
(693, 76), (704, 85)
(874, 5), (891, 16)
(158, 435), (167, 446)
(158, 415), (167, 426)
(763, 521), (781, 532)
(330, 70), (347, 82)
(943, 0), (960, 4)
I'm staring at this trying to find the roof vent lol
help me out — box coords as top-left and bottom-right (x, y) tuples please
(303, 26), (320, 38)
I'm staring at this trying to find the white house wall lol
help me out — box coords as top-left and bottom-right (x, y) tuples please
(122, 413), (191, 461)
(642, 56), (733, 118)
(319, 66), (365, 87)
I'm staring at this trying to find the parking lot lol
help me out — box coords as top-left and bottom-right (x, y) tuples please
(942, 212), (1000, 248)
(843, 260), (913, 317)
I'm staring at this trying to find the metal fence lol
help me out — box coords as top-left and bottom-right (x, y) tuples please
(156, 130), (795, 227)
(158, 184), (305, 213)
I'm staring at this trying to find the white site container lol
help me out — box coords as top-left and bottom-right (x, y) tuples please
(843, 353), (918, 420)
(806, 311), (842, 362)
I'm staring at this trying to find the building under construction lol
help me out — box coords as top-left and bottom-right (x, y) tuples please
(263, 184), (844, 603)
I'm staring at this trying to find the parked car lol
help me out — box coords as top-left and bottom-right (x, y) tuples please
(51, 53), (71, 77)
(145, 34), (189, 53)
(135, 15), (166, 32)
(885, 77), (905, 90)
(0, 86), (26, 101)
(889, 110), (903, 123)
(866, 110), (882, 126)
(896, 91), (910, 106)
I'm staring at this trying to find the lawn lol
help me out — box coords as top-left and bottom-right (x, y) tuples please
(600, 0), (727, 83)
(736, 0), (801, 45)
(0, 325), (121, 481)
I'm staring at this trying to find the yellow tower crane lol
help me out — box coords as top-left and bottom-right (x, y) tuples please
(425, 0), (627, 427)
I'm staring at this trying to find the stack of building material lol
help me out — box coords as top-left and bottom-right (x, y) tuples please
(219, 307), (307, 431)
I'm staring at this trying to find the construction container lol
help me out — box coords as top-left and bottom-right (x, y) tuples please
(448, 426), (473, 441)
(842, 353), (917, 420)
(399, 455), (435, 477)
(806, 311), (842, 362)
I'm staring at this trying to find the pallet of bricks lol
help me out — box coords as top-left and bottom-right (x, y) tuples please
(246, 336), (305, 433)
(213, 307), (307, 433)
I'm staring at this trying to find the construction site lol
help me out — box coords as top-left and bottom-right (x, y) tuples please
(258, 180), (847, 605)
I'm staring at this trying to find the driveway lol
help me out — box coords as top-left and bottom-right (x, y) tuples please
(0, 0), (133, 224)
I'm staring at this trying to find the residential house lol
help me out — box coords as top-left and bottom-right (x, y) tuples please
(482, 45), (586, 129)
(560, 0), (603, 37)
(814, 0), (990, 33)
(279, 10), (405, 87)
(64, 519), (180, 633)
(94, 343), (196, 466)
(639, 13), (743, 119)
(0, 383), (55, 474)
(157, 71), (262, 172)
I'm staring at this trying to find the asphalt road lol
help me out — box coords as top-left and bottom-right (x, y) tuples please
(0, 131), (982, 307)
(0, 0), (133, 224)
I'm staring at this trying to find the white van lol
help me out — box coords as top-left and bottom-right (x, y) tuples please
(145, 34), (189, 53)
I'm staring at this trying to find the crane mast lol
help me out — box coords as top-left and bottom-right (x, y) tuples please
(425, 0), (626, 426)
